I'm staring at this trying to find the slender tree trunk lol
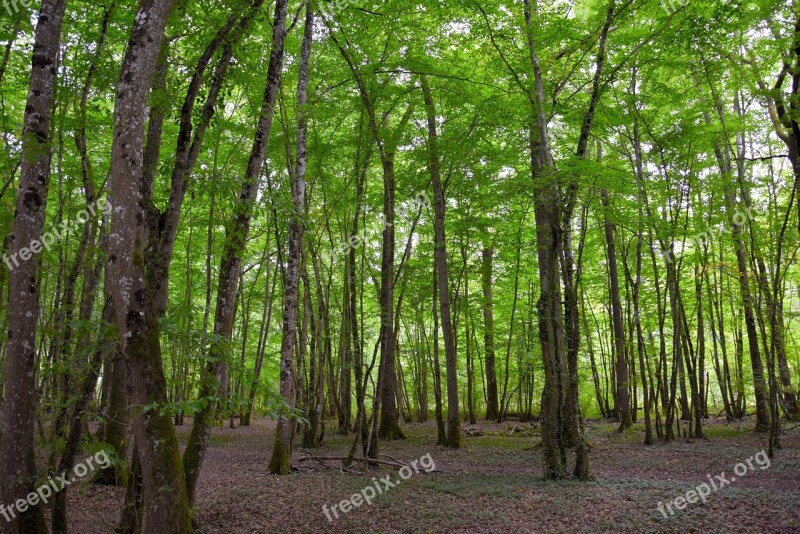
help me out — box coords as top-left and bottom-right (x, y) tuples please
(268, 2), (311, 475)
(328, 30), (412, 443)
(304, 250), (329, 446)
(462, 237), (477, 424)
(52, 206), (109, 530)
(581, 289), (606, 418)
(376, 148), (403, 440)
(244, 240), (276, 426)
(431, 263), (447, 445)
(601, 189), (632, 430)
(0, 0), (66, 530)
(150, 2), (258, 314)
(499, 228), (522, 421)
(561, 2), (614, 448)
(481, 247), (499, 420)
(632, 208), (653, 444)
(51, 297), (110, 533)
(693, 262), (706, 438)
(345, 120), (368, 464)
(51, 7), (115, 506)
(339, 257), (353, 434)
(184, 0), (289, 494)
(422, 75), (461, 448)
(706, 268), (733, 419)
(698, 71), (770, 431)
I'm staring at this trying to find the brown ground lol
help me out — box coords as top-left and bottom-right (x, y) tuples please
(65, 417), (800, 533)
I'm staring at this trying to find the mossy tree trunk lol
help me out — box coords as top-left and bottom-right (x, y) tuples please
(106, 0), (193, 530)
(523, 0), (574, 479)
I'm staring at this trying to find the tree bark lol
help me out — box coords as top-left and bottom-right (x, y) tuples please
(267, 1), (311, 475)
(698, 75), (770, 431)
(601, 188), (632, 430)
(0, 0), (66, 530)
(461, 234), (477, 425)
(431, 262), (447, 445)
(327, 30), (412, 442)
(106, 0), (195, 530)
(524, 0), (572, 479)
(421, 75), (461, 448)
(561, 1), (615, 448)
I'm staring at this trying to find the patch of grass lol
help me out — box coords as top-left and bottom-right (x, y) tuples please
(210, 434), (234, 445)
(468, 434), (532, 450)
(701, 422), (751, 439)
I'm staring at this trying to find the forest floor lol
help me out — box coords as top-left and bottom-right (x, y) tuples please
(65, 416), (800, 533)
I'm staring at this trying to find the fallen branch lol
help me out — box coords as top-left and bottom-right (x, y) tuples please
(339, 465), (363, 475)
(379, 453), (408, 467)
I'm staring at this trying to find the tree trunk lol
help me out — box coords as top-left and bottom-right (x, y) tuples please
(0, 0), (66, 530)
(698, 71), (770, 431)
(267, 1), (311, 475)
(524, 0), (574, 479)
(431, 263), (447, 445)
(481, 247), (499, 421)
(345, 120), (368, 464)
(105, 0), (193, 530)
(244, 240), (277, 426)
(422, 75), (461, 448)
(327, 31), (412, 443)
(601, 188), (632, 430)
(462, 237), (477, 424)
(561, 2), (614, 448)
(632, 206), (653, 444)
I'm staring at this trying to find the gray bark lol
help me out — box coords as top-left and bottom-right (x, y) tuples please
(0, 0), (67, 530)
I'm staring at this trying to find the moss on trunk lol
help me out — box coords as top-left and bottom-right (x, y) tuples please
(378, 412), (406, 440)
(268, 420), (293, 475)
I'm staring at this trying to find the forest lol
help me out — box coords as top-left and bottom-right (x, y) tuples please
(0, 0), (799, 532)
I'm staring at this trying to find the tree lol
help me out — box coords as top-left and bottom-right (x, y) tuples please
(482, 247), (500, 421)
(421, 74), (461, 448)
(601, 188), (632, 430)
(105, 0), (193, 530)
(0, 0), (67, 531)
(185, 0), (288, 494)
(268, 0), (311, 475)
